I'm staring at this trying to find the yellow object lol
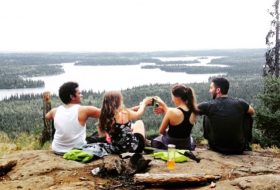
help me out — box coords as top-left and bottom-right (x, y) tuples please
(167, 144), (176, 169)
(167, 160), (175, 169)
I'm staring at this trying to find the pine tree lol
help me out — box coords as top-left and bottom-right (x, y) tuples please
(264, 0), (280, 77)
(255, 77), (280, 146)
(256, 0), (280, 147)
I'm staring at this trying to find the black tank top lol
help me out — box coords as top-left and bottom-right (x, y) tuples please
(167, 107), (193, 139)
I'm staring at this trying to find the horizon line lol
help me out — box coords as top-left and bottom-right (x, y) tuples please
(0, 48), (266, 54)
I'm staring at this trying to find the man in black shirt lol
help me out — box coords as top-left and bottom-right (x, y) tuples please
(198, 77), (255, 154)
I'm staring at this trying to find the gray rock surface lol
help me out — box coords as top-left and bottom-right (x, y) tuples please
(0, 148), (280, 189)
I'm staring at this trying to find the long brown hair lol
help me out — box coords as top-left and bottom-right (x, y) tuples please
(171, 84), (198, 114)
(99, 91), (122, 133)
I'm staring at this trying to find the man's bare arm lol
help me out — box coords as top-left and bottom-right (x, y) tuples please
(45, 108), (56, 120)
(84, 106), (101, 118)
(78, 106), (100, 126)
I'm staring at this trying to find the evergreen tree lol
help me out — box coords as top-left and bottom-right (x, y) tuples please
(256, 0), (280, 146)
(264, 0), (280, 77)
(255, 76), (280, 146)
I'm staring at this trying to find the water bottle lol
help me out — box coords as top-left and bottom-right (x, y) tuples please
(167, 144), (176, 169)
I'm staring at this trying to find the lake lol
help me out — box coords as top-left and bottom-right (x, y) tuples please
(0, 56), (226, 100)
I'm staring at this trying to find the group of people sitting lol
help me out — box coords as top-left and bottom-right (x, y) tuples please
(45, 77), (255, 156)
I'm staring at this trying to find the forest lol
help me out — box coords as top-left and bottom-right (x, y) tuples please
(0, 53), (64, 88)
(0, 49), (267, 145)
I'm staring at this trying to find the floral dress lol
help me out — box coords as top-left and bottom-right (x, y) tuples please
(109, 121), (145, 153)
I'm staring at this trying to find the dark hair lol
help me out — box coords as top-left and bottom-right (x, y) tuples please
(99, 91), (122, 133)
(212, 77), (229, 95)
(171, 84), (198, 114)
(58, 82), (79, 104)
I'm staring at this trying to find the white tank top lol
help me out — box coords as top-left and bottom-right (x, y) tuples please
(52, 104), (86, 153)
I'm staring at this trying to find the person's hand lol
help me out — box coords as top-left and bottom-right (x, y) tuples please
(153, 96), (165, 106)
(152, 96), (166, 115)
(153, 106), (165, 115)
(142, 97), (153, 106)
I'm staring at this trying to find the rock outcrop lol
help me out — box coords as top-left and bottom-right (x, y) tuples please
(0, 148), (280, 189)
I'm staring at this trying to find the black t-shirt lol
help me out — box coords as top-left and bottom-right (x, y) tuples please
(198, 97), (249, 152)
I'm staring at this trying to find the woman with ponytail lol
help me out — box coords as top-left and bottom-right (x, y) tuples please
(152, 84), (198, 150)
(98, 91), (152, 153)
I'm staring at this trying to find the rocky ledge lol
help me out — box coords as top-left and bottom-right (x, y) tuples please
(1, 148), (280, 190)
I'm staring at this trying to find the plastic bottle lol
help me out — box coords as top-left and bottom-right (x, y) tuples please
(167, 144), (176, 169)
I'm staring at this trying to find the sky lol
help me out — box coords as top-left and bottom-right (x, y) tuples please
(0, 0), (275, 52)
